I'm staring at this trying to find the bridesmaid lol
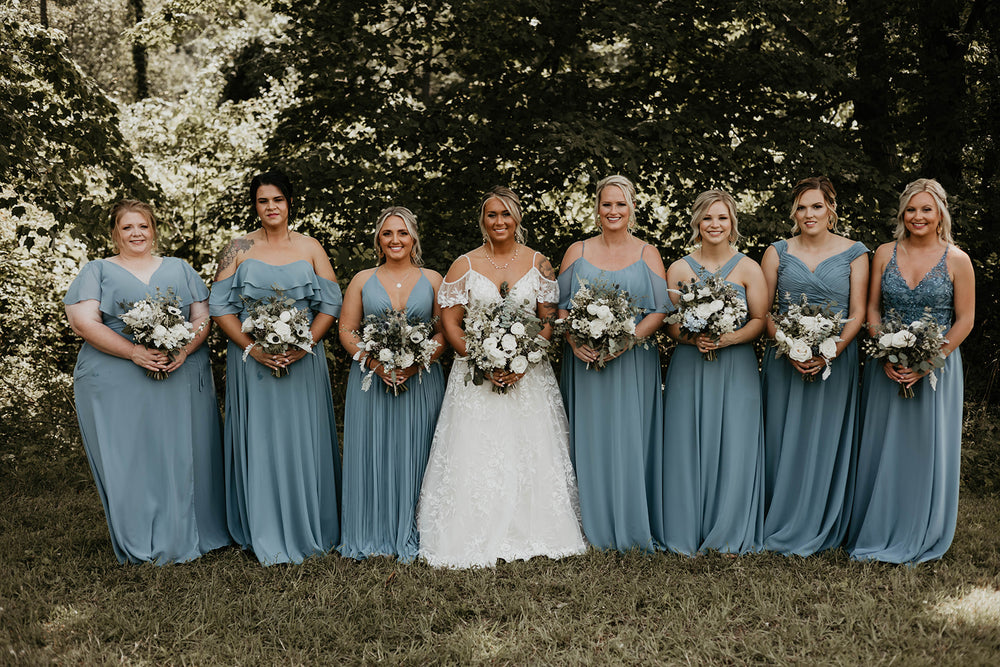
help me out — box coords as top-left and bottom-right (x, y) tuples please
(660, 189), (768, 555)
(760, 177), (869, 555)
(64, 200), (229, 563)
(337, 207), (447, 562)
(210, 170), (343, 565)
(557, 175), (669, 552)
(847, 178), (974, 563)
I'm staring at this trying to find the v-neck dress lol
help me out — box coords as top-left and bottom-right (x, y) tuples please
(761, 240), (868, 555)
(338, 271), (445, 562)
(64, 257), (230, 564)
(659, 253), (764, 555)
(558, 246), (670, 552)
(210, 259), (342, 565)
(847, 244), (963, 563)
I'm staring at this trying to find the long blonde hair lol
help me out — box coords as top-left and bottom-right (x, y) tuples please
(689, 189), (740, 245)
(374, 206), (423, 266)
(893, 178), (953, 244)
(478, 186), (526, 250)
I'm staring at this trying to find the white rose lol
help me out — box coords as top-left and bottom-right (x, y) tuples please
(379, 348), (394, 362)
(586, 303), (600, 315)
(697, 288), (711, 298)
(891, 330), (917, 348)
(695, 303), (714, 319)
(819, 338), (838, 359)
(510, 322), (526, 336)
(279, 311), (292, 322)
(510, 355), (529, 374)
(399, 352), (415, 369)
(708, 299), (724, 314)
(624, 318), (636, 334)
(273, 321), (292, 341)
(775, 329), (788, 345)
(789, 340), (813, 363)
(527, 350), (543, 363)
(879, 332), (895, 348)
(501, 333), (518, 351)
(241, 317), (254, 333)
(589, 320), (607, 338)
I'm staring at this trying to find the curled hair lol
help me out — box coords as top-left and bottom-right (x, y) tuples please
(893, 178), (953, 244)
(249, 170), (294, 223)
(689, 189), (740, 245)
(374, 206), (423, 267)
(593, 175), (637, 230)
(109, 199), (158, 253)
(478, 186), (526, 249)
(789, 176), (838, 233)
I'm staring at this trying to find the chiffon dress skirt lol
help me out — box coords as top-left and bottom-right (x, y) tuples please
(64, 257), (230, 564)
(558, 247), (670, 552)
(761, 240), (868, 555)
(848, 244), (963, 563)
(210, 259), (343, 565)
(417, 263), (587, 568)
(660, 253), (764, 555)
(338, 272), (445, 562)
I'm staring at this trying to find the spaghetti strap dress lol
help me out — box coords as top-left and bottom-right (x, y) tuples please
(847, 244), (963, 563)
(660, 253), (764, 555)
(209, 259), (342, 565)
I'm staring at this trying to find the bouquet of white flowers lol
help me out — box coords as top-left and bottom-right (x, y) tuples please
(463, 281), (550, 394)
(667, 274), (748, 360)
(240, 288), (314, 378)
(352, 309), (440, 395)
(555, 276), (644, 370)
(772, 294), (850, 382)
(862, 308), (948, 398)
(119, 287), (201, 380)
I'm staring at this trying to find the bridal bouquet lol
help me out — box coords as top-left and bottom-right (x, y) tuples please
(555, 276), (643, 370)
(352, 309), (440, 395)
(119, 287), (200, 380)
(240, 288), (314, 378)
(463, 281), (550, 394)
(772, 294), (850, 382)
(667, 274), (747, 360)
(861, 308), (948, 398)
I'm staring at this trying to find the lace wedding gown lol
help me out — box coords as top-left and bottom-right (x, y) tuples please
(416, 261), (587, 568)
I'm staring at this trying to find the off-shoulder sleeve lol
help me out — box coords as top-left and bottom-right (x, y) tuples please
(537, 272), (559, 304)
(556, 261), (578, 310)
(647, 269), (672, 314)
(438, 271), (469, 308)
(63, 260), (103, 305)
(313, 275), (342, 317)
(209, 274), (240, 317)
(180, 259), (210, 303)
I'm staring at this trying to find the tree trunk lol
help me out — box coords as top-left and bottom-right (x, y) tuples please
(849, 0), (898, 177)
(130, 0), (149, 99)
(40, 0), (48, 28)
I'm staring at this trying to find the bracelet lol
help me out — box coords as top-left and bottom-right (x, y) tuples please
(242, 342), (256, 362)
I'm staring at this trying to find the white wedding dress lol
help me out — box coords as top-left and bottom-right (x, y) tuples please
(417, 259), (587, 568)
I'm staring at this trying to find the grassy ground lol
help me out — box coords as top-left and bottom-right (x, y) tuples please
(3, 458), (1000, 665)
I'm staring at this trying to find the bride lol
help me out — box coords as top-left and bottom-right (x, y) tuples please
(416, 186), (587, 568)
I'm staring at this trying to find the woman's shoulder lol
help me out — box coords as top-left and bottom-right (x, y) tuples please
(421, 267), (444, 289)
(946, 243), (973, 272)
(872, 241), (895, 260)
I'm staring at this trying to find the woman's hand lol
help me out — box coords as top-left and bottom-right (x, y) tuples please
(489, 369), (525, 389)
(882, 360), (927, 387)
(695, 333), (729, 355)
(131, 344), (169, 372)
(163, 348), (189, 373)
(370, 359), (420, 388)
(790, 355), (825, 377)
(249, 346), (309, 372)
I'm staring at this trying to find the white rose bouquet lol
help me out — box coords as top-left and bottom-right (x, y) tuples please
(351, 309), (440, 395)
(772, 294), (850, 382)
(463, 281), (550, 394)
(239, 288), (314, 378)
(554, 276), (644, 370)
(119, 287), (201, 380)
(862, 308), (948, 398)
(667, 273), (748, 361)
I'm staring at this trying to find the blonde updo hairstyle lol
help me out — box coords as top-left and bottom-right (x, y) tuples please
(593, 175), (637, 230)
(109, 199), (159, 254)
(374, 205), (423, 266)
(478, 186), (526, 250)
(893, 178), (953, 244)
(689, 189), (740, 245)
(789, 176), (839, 233)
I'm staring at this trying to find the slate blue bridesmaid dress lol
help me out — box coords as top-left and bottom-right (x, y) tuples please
(558, 242), (669, 551)
(761, 240), (868, 555)
(209, 259), (342, 565)
(847, 243), (963, 563)
(338, 271), (445, 562)
(660, 253), (764, 555)
(65, 257), (230, 564)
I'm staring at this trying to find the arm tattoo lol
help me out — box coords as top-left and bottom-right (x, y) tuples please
(214, 237), (254, 279)
(538, 258), (556, 281)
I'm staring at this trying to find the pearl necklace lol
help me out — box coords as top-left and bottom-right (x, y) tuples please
(484, 244), (519, 270)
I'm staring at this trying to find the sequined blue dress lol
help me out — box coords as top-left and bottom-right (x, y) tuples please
(660, 253), (764, 555)
(558, 243), (669, 552)
(210, 259), (342, 565)
(847, 244), (963, 563)
(65, 258), (230, 564)
(338, 272), (445, 562)
(761, 240), (868, 555)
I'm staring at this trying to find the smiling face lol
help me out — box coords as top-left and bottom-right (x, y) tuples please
(113, 210), (155, 257)
(793, 188), (833, 236)
(255, 184), (290, 227)
(378, 215), (415, 263)
(698, 200), (734, 247)
(482, 196), (518, 245)
(598, 185), (632, 232)
(902, 191), (942, 238)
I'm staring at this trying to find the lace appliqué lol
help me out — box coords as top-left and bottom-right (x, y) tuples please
(437, 273), (469, 308)
(882, 244), (954, 327)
